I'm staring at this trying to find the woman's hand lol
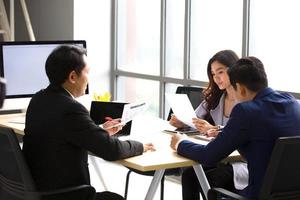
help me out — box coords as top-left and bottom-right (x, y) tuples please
(143, 143), (156, 152)
(169, 114), (186, 128)
(102, 119), (123, 136)
(206, 128), (220, 137)
(192, 118), (214, 133)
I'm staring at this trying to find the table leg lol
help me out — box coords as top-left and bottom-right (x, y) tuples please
(193, 164), (210, 200)
(89, 156), (108, 191)
(145, 169), (165, 200)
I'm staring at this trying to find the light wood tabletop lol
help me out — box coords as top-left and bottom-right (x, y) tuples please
(0, 112), (25, 135)
(117, 115), (241, 172)
(117, 131), (200, 171)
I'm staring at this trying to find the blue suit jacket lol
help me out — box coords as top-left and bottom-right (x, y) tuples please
(177, 88), (300, 199)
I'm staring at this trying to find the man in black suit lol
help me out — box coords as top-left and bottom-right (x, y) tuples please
(0, 77), (5, 108)
(22, 45), (155, 200)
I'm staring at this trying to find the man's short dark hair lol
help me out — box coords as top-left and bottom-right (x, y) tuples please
(228, 56), (268, 92)
(45, 45), (87, 86)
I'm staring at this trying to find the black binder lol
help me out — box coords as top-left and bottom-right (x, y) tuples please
(90, 101), (132, 136)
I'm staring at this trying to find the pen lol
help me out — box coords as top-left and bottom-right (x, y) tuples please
(216, 127), (224, 132)
(163, 129), (179, 135)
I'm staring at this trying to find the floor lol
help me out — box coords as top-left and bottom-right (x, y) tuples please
(88, 156), (184, 200)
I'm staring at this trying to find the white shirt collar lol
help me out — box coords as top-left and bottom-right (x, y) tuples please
(63, 87), (75, 99)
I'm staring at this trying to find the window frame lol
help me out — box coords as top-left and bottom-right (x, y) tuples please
(110, 0), (300, 119)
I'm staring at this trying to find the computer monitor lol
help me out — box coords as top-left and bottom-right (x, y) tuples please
(0, 40), (87, 98)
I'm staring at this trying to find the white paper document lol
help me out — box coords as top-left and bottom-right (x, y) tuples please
(99, 102), (148, 129)
(121, 102), (148, 124)
(165, 93), (197, 129)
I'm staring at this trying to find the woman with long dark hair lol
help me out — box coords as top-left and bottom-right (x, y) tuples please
(170, 50), (248, 200)
(170, 49), (238, 136)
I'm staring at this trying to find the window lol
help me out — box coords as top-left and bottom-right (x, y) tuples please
(189, 0), (243, 81)
(165, 0), (185, 78)
(114, 0), (245, 118)
(117, 0), (161, 75)
(116, 77), (160, 117)
(74, 0), (111, 94)
(249, 0), (300, 93)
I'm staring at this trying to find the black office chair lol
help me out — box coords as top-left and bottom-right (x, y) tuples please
(167, 86), (204, 120)
(0, 127), (95, 200)
(124, 86), (204, 200)
(207, 136), (300, 200)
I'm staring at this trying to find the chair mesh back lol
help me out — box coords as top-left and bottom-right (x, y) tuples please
(260, 136), (300, 200)
(0, 131), (22, 182)
(0, 127), (38, 200)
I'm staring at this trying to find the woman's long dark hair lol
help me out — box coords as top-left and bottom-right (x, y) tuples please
(202, 50), (239, 113)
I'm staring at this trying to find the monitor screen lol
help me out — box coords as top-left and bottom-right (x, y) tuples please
(0, 40), (87, 98)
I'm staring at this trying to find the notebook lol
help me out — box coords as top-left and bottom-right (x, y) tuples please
(90, 101), (132, 136)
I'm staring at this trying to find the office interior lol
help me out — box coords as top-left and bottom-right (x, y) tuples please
(1, 0), (300, 199)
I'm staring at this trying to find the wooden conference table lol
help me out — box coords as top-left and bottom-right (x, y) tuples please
(117, 116), (239, 200)
(0, 112), (240, 200)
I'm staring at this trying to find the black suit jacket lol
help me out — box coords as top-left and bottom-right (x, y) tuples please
(23, 85), (143, 192)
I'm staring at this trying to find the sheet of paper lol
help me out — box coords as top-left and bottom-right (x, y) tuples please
(121, 102), (148, 124)
(165, 93), (197, 129)
(99, 102), (148, 129)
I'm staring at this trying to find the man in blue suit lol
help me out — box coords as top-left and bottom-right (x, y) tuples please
(170, 56), (300, 199)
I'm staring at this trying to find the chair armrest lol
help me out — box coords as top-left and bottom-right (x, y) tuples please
(208, 188), (249, 200)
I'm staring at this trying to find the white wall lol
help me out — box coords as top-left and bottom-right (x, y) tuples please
(1, 1), (112, 111)
(74, 0), (112, 98)
(15, 0), (74, 41)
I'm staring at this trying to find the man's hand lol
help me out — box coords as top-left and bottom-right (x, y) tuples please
(102, 119), (123, 136)
(170, 133), (187, 151)
(143, 143), (156, 152)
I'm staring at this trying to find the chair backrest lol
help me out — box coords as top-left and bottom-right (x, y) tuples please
(259, 136), (300, 200)
(0, 127), (39, 200)
(167, 86), (204, 120)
